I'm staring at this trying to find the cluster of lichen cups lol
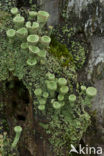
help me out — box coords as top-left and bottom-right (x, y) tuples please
(34, 72), (77, 111)
(6, 7), (51, 66)
(34, 73), (97, 112)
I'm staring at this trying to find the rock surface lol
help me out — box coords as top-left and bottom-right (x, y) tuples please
(87, 36), (104, 80)
(67, 0), (93, 18)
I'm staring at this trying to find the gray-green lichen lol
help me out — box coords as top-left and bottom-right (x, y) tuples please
(0, 7), (96, 156)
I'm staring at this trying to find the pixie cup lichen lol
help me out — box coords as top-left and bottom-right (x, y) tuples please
(26, 21), (39, 34)
(41, 35), (51, 47)
(11, 126), (22, 149)
(11, 7), (19, 15)
(58, 78), (67, 86)
(29, 11), (37, 19)
(39, 98), (46, 105)
(43, 92), (49, 99)
(69, 94), (76, 107)
(86, 87), (97, 98)
(38, 104), (45, 111)
(27, 35), (39, 45)
(46, 80), (57, 97)
(83, 87), (97, 107)
(21, 42), (28, 50)
(13, 15), (25, 28)
(37, 50), (47, 59)
(29, 45), (40, 55)
(52, 101), (61, 109)
(34, 88), (42, 97)
(32, 22), (39, 32)
(69, 94), (76, 103)
(81, 85), (86, 92)
(6, 29), (16, 39)
(27, 57), (37, 66)
(16, 27), (28, 39)
(37, 11), (49, 23)
(47, 81), (57, 91)
(60, 86), (69, 95)
(58, 94), (64, 101)
(46, 72), (55, 81)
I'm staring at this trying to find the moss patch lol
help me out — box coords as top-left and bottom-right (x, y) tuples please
(49, 37), (75, 67)
(51, 24), (89, 71)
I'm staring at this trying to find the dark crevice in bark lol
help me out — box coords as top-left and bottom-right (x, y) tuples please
(17, 0), (30, 7)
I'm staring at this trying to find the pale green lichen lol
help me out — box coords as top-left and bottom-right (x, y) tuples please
(11, 126), (22, 149)
(13, 15), (25, 28)
(11, 7), (18, 15)
(6, 29), (16, 38)
(0, 8), (97, 156)
(86, 87), (97, 98)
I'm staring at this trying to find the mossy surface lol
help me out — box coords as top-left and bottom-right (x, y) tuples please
(52, 24), (89, 71)
(49, 37), (75, 67)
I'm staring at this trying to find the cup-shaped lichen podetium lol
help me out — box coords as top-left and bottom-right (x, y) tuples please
(46, 72), (55, 81)
(58, 94), (64, 102)
(13, 15), (25, 29)
(29, 45), (40, 56)
(11, 126), (22, 149)
(39, 98), (46, 105)
(26, 21), (39, 34)
(60, 86), (69, 95)
(21, 42), (28, 50)
(69, 94), (76, 107)
(43, 92), (49, 99)
(34, 88), (42, 99)
(58, 78), (67, 87)
(38, 104), (45, 111)
(46, 80), (57, 97)
(41, 35), (51, 47)
(27, 57), (37, 66)
(81, 85), (86, 95)
(86, 87), (97, 99)
(37, 11), (49, 23)
(37, 50), (47, 62)
(29, 11), (37, 20)
(6, 29), (16, 39)
(82, 87), (97, 107)
(81, 85), (86, 92)
(16, 27), (28, 40)
(52, 101), (61, 109)
(11, 7), (19, 15)
(26, 21), (31, 30)
(27, 35), (39, 46)
(32, 22), (39, 33)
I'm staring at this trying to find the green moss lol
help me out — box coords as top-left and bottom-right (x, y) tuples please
(49, 37), (74, 67)
(49, 37), (86, 70)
